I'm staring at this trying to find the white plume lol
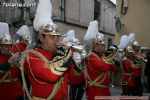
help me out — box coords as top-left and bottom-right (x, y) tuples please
(0, 22), (10, 35)
(33, 0), (53, 31)
(0, 33), (4, 40)
(0, 22), (10, 39)
(84, 20), (99, 41)
(16, 25), (30, 37)
(118, 35), (128, 49)
(63, 30), (79, 43)
(0, 22), (4, 39)
(127, 33), (135, 46)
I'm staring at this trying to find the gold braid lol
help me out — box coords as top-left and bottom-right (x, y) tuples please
(18, 47), (72, 100)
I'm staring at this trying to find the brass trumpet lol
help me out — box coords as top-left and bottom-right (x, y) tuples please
(133, 52), (147, 62)
(58, 42), (87, 58)
(102, 45), (119, 64)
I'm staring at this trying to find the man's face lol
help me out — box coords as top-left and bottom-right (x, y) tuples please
(97, 43), (106, 54)
(40, 34), (60, 51)
(20, 37), (29, 45)
(1, 44), (12, 55)
(133, 46), (140, 52)
(125, 51), (133, 58)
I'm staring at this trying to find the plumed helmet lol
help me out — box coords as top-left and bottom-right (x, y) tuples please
(0, 22), (10, 35)
(132, 41), (139, 47)
(16, 25), (30, 40)
(63, 30), (80, 44)
(0, 22), (12, 44)
(39, 23), (60, 35)
(33, 0), (60, 36)
(84, 20), (105, 46)
(2, 34), (13, 44)
(94, 32), (105, 44)
(118, 35), (128, 50)
(127, 33), (135, 46)
(104, 45), (118, 58)
(126, 46), (133, 53)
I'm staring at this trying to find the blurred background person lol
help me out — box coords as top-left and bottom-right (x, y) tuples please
(0, 22), (24, 100)
(11, 25), (31, 53)
(132, 41), (143, 96)
(121, 45), (143, 96)
(144, 51), (150, 93)
(83, 20), (117, 100)
(63, 30), (86, 100)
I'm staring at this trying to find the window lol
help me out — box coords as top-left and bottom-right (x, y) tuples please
(94, 0), (101, 21)
(108, 38), (112, 47)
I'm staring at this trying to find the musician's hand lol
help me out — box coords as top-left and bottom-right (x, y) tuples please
(73, 52), (82, 64)
(8, 53), (19, 66)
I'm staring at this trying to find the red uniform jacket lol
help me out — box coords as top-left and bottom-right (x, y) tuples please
(85, 51), (116, 100)
(68, 50), (85, 85)
(0, 54), (24, 100)
(69, 64), (85, 85)
(11, 43), (27, 53)
(132, 59), (142, 78)
(121, 58), (142, 87)
(23, 48), (70, 100)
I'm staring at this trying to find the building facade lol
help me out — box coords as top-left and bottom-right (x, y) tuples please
(115, 0), (150, 47)
(52, 0), (116, 46)
(0, 0), (116, 46)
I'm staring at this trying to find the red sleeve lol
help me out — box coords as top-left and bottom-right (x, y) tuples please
(122, 60), (134, 72)
(24, 53), (67, 83)
(88, 54), (110, 72)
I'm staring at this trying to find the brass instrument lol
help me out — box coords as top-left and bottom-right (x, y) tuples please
(102, 45), (119, 64)
(58, 42), (87, 58)
(133, 52), (147, 62)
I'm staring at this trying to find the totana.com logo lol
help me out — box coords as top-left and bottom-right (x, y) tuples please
(3, 2), (37, 7)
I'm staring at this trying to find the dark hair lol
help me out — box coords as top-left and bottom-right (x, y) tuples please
(37, 34), (46, 45)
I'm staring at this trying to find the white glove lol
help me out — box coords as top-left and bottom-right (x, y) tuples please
(8, 53), (19, 66)
(73, 52), (82, 64)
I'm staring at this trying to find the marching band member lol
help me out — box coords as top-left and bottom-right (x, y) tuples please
(0, 53), (18, 72)
(132, 41), (146, 61)
(121, 45), (142, 96)
(63, 30), (86, 100)
(83, 21), (117, 100)
(11, 25), (31, 53)
(0, 22), (19, 71)
(0, 22), (24, 100)
(18, 0), (72, 99)
(132, 41), (143, 96)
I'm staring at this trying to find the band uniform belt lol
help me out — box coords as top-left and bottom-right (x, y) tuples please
(0, 78), (18, 84)
(88, 81), (107, 88)
(94, 84), (107, 88)
(32, 96), (46, 100)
